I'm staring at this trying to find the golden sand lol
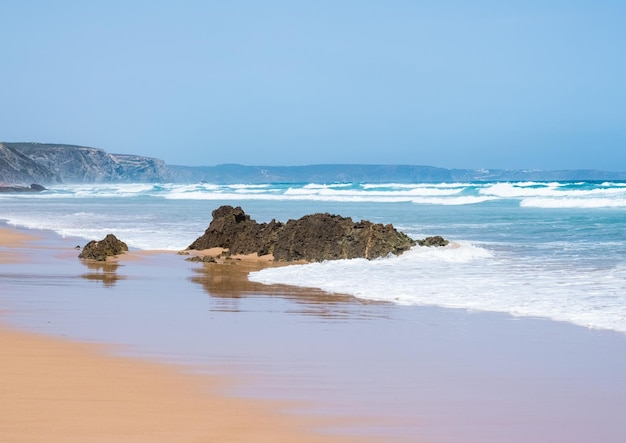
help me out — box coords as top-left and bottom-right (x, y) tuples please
(0, 227), (370, 443)
(0, 227), (39, 263)
(0, 325), (366, 443)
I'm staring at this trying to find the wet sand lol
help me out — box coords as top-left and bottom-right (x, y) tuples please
(0, 325), (368, 443)
(0, 228), (38, 263)
(0, 227), (372, 443)
(3, 226), (626, 442)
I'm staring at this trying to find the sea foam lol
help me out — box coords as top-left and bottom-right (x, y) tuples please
(249, 243), (626, 333)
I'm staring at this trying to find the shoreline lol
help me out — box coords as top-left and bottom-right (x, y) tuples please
(4, 224), (626, 442)
(0, 225), (375, 443)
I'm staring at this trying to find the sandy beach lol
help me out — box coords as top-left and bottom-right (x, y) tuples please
(0, 228), (38, 263)
(0, 325), (370, 443)
(3, 225), (626, 442)
(0, 227), (374, 443)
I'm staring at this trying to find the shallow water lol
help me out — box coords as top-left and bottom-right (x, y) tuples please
(2, 233), (626, 442)
(2, 181), (626, 333)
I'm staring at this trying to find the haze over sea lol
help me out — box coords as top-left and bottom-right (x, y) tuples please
(2, 179), (626, 334)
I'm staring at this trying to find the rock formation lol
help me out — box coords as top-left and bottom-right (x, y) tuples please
(273, 213), (415, 261)
(188, 205), (416, 262)
(78, 234), (129, 261)
(1, 142), (172, 184)
(0, 143), (58, 184)
(187, 206), (282, 255)
(417, 235), (449, 247)
(0, 183), (46, 193)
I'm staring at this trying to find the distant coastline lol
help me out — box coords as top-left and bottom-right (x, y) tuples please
(166, 163), (626, 184)
(3, 141), (626, 185)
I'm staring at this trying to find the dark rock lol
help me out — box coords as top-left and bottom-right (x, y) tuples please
(417, 236), (449, 247)
(0, 183), (46, 193)
(188, 205), (416, 262)
(187, 205), (283, 256)
(273, 214), (415, 261)
(78, 234), (129, 261)
(186, 255), (217, 263)
(29, 183), (46, 191)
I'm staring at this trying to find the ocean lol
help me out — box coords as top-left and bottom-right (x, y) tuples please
(1, 180), (626, 335)
(3, 179), (626, 441)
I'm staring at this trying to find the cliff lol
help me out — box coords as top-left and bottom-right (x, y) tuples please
(0, 142), (172, 184)
(0, 143), (58, 184)
(2, 141), (626, 185)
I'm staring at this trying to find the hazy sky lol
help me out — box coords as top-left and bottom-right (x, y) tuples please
(1, 1), (625, 169)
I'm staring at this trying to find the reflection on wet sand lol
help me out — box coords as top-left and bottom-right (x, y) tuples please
(80, 260), (125, 287)
(189, 259), (387, 319)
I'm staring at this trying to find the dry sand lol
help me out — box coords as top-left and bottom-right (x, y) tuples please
(0, 227), (370, 443)
(0, 227), (39, 263)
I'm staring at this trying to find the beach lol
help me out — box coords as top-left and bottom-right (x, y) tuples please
(0, 325), (364, 443)
(2, 223), (626, 442)
(0, 227), (376, 443)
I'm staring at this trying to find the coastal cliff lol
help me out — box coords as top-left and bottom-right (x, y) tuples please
(0, 142), (172, 184)
(2, 141), (626, 185)
(0, 143), (58, 184)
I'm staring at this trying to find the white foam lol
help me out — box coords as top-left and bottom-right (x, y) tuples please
(31, 181), (626, 208)
(601, 182), (626, 187)
(302, 183), (353, 189)
(228, 184), (271, 189)
(249, 243), (626, 334)
(410, 196), (498, 205)
(285, 186), (463, 197)
(161, 182), (474, 203)
(5, 180), (626, 333)
(481, 182), (626, 199)
(521, 197), (626, 209)
(361, 182), (475, 189)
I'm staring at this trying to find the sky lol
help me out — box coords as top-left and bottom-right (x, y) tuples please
(1, 1), (625, 170)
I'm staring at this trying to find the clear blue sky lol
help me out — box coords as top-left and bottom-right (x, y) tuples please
(1, 1), (625, 170)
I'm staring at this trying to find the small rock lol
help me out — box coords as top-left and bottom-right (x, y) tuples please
(30, 183), (46, 192)
(186, 255), (217, 263)
(78, 234), (128, 261)
(417, 236), (449, 247)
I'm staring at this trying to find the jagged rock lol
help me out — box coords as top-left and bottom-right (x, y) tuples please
(187, 205), (283, 256)
(417, 236), (449, 247)
(188, 205), (416, 262)
(272, 213), (415, 261)
(78, 234), (129, 261)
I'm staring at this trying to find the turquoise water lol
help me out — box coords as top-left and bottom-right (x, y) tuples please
(1, 180), (626, 333)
